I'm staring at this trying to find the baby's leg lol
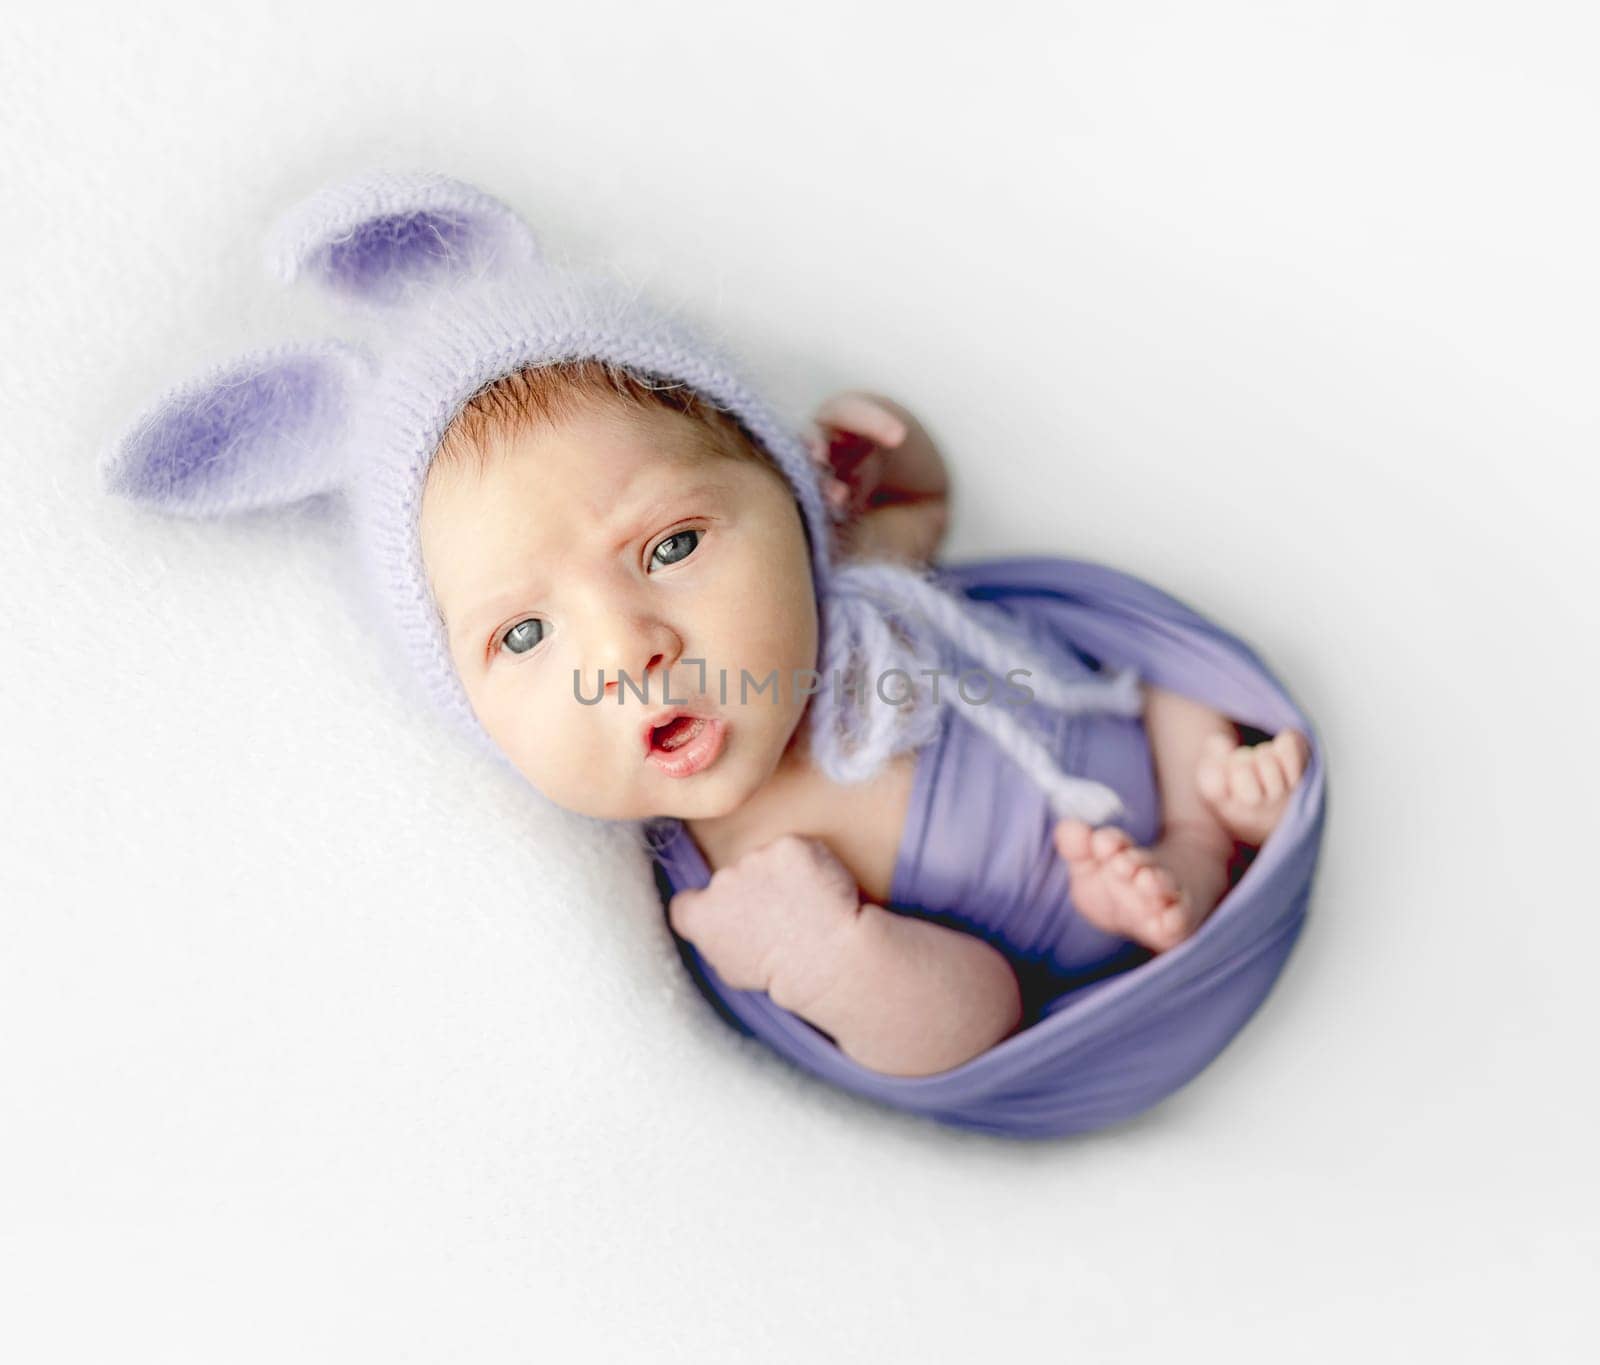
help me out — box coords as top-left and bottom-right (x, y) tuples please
(1054, 684), (1310, 952)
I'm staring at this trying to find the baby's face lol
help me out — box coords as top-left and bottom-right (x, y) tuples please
(420, 400), (819, 821)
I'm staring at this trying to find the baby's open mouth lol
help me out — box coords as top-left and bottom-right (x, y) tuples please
(643, 713), (728, 777)
(650, 715), (703, 751)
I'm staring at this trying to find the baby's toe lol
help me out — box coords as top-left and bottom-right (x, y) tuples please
(1196, 734), (1232, 802)
(1090, 825), (1133, 861)
(1132, 867), (1187, 936)
(1105, 848), (1167, 920)
(1118, 884), (1196, 952)
(1134, 863), (1180, 903)
(1228, 754), (1263, 805)
(1252, 746), (1288, 802)
(1275, 730), (1310, 785)
(1053, 818), (1093, 862)
(1151, 899), (1197, 950)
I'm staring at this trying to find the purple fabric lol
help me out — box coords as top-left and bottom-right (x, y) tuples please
(891, 703), (1160, 1025)
(651, 554), (1327, 1139)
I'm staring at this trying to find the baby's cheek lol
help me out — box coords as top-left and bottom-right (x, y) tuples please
(554, 703), (632, 803)
(476, 687), (562, 780)
(509, 733), (588, 811)
(714, 584), (816, 678)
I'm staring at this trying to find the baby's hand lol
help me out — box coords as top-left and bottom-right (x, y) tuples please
(802, 391), (951, 566)
(667, 834), (865, 1016)
(802, 392), (907, 526)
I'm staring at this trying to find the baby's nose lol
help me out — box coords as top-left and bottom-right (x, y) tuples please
(603, 650), (668, 690)
(599, 623), (684, 696)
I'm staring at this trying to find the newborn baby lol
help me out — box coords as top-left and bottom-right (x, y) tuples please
(99, 170), (1322, 1127)
(418, 361), (1310, 1079)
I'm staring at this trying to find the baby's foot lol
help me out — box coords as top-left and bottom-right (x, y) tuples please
(1053, 819), (1232, 953)
(1195, 729), (1312, 847)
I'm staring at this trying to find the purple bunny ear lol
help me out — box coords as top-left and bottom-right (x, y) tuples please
(100, 340), (369, 518)
(264, 170), (543, 306)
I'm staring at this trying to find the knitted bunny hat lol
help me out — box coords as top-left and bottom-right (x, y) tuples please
(101, 170), (1143, 825)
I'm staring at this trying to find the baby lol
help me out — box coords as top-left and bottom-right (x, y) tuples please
(418, 361), (1311, 1079)
(99, 171), (1320, 1118)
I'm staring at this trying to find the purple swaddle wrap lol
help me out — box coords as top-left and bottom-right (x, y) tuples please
(652, 555), (1328, 1139)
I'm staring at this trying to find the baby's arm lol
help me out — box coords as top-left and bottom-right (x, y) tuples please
(776, 901), (1024, 1078)
(668, 834), (1023, 1079)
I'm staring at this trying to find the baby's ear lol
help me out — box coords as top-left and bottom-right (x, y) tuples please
(264, 169), (543, 307)
(100, 340), (369, 518)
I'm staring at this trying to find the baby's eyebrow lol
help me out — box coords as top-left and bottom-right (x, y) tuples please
(446, 474), (730, 647)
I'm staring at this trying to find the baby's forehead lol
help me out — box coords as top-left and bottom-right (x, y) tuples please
(437, 399), (718, 483)
(421, 409), (738, 547)
(419, 410), (765, 610)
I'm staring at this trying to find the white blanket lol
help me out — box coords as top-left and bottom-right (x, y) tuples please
(2, 3), (1594, 1360)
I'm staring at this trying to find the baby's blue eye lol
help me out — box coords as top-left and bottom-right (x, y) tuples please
(494, 531), (699, 657)
(650, 529), (701, 570)
(499, 618), (547, 655)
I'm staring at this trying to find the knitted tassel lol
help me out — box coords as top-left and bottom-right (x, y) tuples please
(812, 560), (1143, 825)
(860, 562), (1144, 719)
(808, 579), (944, 784)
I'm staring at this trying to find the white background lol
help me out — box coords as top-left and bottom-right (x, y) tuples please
(3, 2), (1596, 1360)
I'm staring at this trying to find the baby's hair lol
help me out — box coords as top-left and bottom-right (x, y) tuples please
(430, 358), (784, 489)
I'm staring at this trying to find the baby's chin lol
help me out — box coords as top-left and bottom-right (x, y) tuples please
(519, 752), (769, 824)
(535, 777), (752, 824)
(638, 757), (771, 822)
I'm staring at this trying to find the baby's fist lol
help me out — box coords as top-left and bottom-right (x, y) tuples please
(803, 392), (906, 525)
(667, 834), (864, 1014)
